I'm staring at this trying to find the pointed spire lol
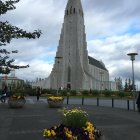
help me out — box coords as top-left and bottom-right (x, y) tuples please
(65, 0), (83, 16)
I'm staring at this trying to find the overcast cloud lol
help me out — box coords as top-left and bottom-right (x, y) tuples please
(1, 0), (140, 88)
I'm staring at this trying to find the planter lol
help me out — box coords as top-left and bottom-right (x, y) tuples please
(47, 99), (64, 108)
(8, 99), (26, 108)
(44, 125), (104, 140)
(43, 108), (103, 140)
(45, 136), (105, 140)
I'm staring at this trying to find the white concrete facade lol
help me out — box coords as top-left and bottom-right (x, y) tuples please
(0, 76), (24, 90)
(32, 0), (115, 91)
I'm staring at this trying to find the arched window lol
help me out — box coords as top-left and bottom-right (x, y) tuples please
(67, 10), (69, 15)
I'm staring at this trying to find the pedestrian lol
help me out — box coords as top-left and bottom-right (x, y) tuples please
(36, 86), (41, 101)
(136, 92), (140, 113)
(2, 85), (7, 103)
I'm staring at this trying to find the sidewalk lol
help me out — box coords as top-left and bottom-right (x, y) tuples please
(0, 100), (140, 140)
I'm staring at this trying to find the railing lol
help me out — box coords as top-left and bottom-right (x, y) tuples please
(64, 96), (137, 111)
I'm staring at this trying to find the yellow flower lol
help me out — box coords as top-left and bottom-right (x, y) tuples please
(64, 127), (73, 139)
(51, 129), (56, 136)
(47, 130), (51, 136)
(48, 96), (64, 102)
(43, 129), (48, 137)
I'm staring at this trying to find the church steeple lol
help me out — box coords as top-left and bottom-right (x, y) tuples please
(65, 0), (83, 17)
(33, 0), (110, 91)
(48, 0), (109, 90)
(50, 0), (89, 90)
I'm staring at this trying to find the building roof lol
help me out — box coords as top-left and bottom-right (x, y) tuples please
(88, 56), (108, 71)
(0, 76), (23, 81)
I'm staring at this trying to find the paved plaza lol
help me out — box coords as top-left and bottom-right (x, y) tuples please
(0, 97), (140, 140)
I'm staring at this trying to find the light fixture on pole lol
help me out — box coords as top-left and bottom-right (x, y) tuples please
(127, 52), (138, 110)
(99, 71), (104, 95)
(55, 56), (63, 95)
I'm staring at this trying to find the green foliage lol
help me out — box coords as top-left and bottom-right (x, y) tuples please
(91, 90), (100, 96)
(0, 0), (19, 15)
(70, 90), (77, 96)
(118, 91), (126, 98)
(41, 89), (48, 94)
(11, 88), (37, 96)
(0, 21), (41, 44)
(0, 0), (41, 74)
(102, 90), (112, 97)
(11, 89), (26, 96)
(26, 88), (36, 96)
(60, 90), (68, 96)
(51, 89), (57, 95)
(81, 90), (89, 96)
(61, 108), (88, 128)
(41, 89), (57, 95)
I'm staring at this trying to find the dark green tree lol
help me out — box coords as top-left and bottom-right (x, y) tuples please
(124, 79), (128, 91)
(0, 0), (41, 74)
(128, 78), (132, 91)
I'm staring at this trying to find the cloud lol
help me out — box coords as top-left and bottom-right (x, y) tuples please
(15, 60), (53, 81)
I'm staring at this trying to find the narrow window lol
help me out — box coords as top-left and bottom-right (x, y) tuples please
(67, 10), (69, 15)
(70, 6), (72, 14)
(68, 66), (71, 82)
(74, 8), (75, 13)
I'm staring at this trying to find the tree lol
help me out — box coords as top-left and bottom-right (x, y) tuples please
(124, 79), (128, 91)
(0, 0), (41, 74)
(115, 77), (123, 91)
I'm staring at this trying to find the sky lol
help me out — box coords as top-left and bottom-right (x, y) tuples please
(1, 0), (140, 88)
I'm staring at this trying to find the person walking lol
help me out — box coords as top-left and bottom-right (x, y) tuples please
(136, 92), (140, 113)
(1, 85), (7, 103)
(36, 86), (41, 101)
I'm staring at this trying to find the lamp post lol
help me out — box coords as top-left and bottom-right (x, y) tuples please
(55, 56), (63, 95)
(99, 71), (104, 96)
(127, 52), (138, 110)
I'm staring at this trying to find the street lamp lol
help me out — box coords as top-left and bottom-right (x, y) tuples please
(127, 52), (138, 110)
(55, 56), (63, 95)
(99, 71), (104, 95)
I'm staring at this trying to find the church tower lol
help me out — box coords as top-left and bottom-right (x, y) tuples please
(50, 0), (89, 90)
(48, 0), (109, 90)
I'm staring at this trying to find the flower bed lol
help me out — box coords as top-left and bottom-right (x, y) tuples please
(47, 96), (64, 108)
(47, 96), (64, 102)
(8, 95), (26, 108)
(43, 108), (102, 140)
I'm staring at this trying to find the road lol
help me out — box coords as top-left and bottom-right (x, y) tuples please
(0, 96), (140, 140)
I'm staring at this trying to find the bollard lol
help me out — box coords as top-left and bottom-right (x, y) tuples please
(127, 100), (129, 110)
(112, 98), (114, 108)
(67, 96), (69, 105)
(82, 96), (84, 105)
(97, 98), (99, 106)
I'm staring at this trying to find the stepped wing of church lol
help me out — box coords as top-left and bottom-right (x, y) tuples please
(34, 0), (110, 90)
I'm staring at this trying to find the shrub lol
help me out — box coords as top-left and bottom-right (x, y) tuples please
(60, 90), (68, 96)
(102, 90), (111, 97)
(25, 88), (36, 96)
(61, 108), (88, 128)
(91, 90), (99, 96)
(81, 90), (89, 96)
(70, 90), (77, 96)
(11, 89), (26, 96)
(118, 91), (126, 98)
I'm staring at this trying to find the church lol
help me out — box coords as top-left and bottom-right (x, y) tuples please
(33, 0), (112, 90)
